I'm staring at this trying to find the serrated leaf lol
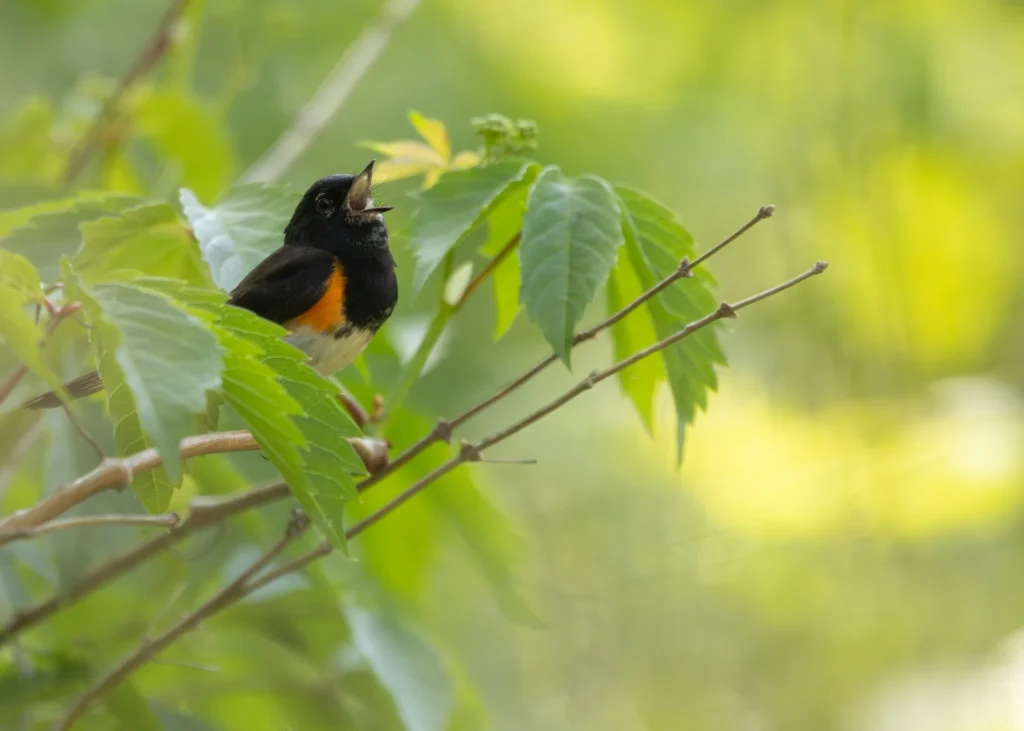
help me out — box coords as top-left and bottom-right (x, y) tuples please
(607, 253), (666, 433)
(89, 283), (223, 481)
(150, 283), (360, 548)
(0, 195), (142, 281)
(409, 111), (451, 161)
(98, 346), (178, 512)
(180, 183), (294, 292)
(479, 187), (527, 340)
(77, 203), (205, 285)
(409, 160), (536, 293)
(616, 187), (726, 462)
(131, 88), (236, 201)
(519, 167), (624, 364)
(346, 605), (455, 731)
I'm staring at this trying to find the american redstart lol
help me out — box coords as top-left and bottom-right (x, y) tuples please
(23, 160), (397, 410)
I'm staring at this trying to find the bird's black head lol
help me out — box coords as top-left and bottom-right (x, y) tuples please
(284, 161), (392, 256)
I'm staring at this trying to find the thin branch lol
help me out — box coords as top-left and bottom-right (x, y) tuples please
(241, 0), (424, 184)
(370, 205), (776, 481)
(46, 261), (829, 682)
(62, 0), (188, 184)
(0, 483), (290, 645)
(454, 233), (522, 313)
(0, 513), (180, 548)
(55, 510), (311, 730)
(0, 431), (388, 535)
(59, 401), (107, 462)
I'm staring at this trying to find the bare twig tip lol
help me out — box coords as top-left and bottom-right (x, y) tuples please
(758, 205), (776, 219)
(813, 261), (829, 274)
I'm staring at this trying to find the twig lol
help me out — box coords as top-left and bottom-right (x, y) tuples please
(62, 0), (189, 184)
(241, 0), (424, 184)
(0, 431), (387, 534)
(0, 513), (180, 548)
(0, 483), (290, 645)
(454, 233), (522, 312)
(59, 401), (107, 462)
(365, 205), (775, 488)
(54, 510), (311, 730)
(44, 261), (829, 689)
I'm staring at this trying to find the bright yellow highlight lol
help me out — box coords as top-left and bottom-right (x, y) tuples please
(650, 377), (1024, 539)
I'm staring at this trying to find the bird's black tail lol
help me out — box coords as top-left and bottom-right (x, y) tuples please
(21, 371), (104, 410)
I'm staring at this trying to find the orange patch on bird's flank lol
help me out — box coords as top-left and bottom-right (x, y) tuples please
(289, 264), (346, 333)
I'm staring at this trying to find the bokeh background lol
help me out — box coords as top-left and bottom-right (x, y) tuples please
(2, 0), (1024, 729)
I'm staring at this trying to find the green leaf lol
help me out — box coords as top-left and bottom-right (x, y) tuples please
(409, 160), (536, 293)
(479, 186), (527, 340)
(97, 345), (178, 512)
(131, 88), (236, 202)
(0, 250), (42, 299)
(0, 194), (141, 281)
(519, 167), (624, 364)
(607, 253), (666, 434)
(345, 605), (455, 731)
(148, 282), (360, 547)
(0, 255), (64, 399)
(180, 183), (294, 292)
(77, 203), (206, 285)
(615, 187), (725, 461)
(88, 283), (224, 481)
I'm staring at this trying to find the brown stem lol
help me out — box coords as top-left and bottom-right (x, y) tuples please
(0, 513), (180, 548)
(62, 0), (189, 184)
(0, 432), (388, 535)
(54, 510), (311, 730)
(454, 233), (521, 312)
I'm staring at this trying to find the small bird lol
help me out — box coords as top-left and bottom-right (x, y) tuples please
(23, 161), (398, 409)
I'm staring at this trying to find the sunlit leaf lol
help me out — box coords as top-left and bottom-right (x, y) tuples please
(0, 250), (43, 299)
(479, 187), (527, 340)
(519, 166), (624, 364)
(616, 187), (725, 461)
(409, 111), (451, 162)
(0, 286), (65, 399)
(346, 605), (455, 731)
(409, 160), (536, 293)
(607, 252), (666, 434)
(180, 183), (294, 292)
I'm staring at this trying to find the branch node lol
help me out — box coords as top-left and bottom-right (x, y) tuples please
(459, 441), (483, 462)
(758, 204), (776, 219)
(676, 256), (694, 278)
(813, 260), (829, 274)
(582, 370), (599, 390)
(433, 420), (454, 443)
(717, 302), (738, 319)
(166, 512), (181, 528)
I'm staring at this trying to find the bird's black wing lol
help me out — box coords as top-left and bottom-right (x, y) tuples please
(227, 246), (337, 325)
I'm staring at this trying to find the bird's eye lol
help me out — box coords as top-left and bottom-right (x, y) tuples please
(315, 194), (335, 217)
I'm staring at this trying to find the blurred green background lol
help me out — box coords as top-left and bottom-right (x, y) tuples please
(2, 0), (1024, 729)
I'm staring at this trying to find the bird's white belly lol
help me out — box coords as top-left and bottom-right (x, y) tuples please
(285, 327), (374, 376)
